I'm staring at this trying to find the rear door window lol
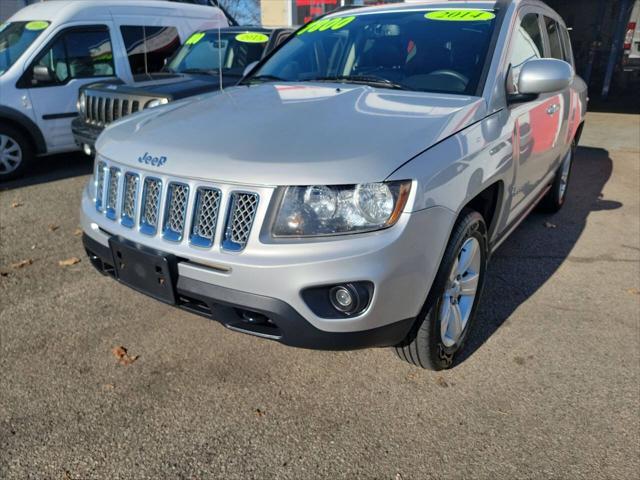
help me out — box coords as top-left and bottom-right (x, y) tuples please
(544, 16), (564, 60)
(120, 26), (180, 74)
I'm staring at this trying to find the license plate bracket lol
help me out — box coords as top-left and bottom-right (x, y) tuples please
(109, 236), (177, 304)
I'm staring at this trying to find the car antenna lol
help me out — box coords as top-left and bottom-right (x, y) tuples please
(218, 26), (223, 92)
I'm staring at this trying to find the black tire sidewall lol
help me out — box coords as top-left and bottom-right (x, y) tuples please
(426, 210), (488, 369)
(0, 124), (33, 181)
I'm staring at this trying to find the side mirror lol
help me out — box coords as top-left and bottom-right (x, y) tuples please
(32, 65), (53, 83)
(518, 58), (573, 95)
(243, 61), (259, 77)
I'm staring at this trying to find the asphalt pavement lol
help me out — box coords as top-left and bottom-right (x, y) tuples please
(0, 112), (638, 479)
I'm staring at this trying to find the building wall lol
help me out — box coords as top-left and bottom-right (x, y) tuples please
(261, 0), (290, 26)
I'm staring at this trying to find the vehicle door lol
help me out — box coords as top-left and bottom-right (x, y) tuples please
(19, 24), (117, 152)
(504, 10), (552, 223)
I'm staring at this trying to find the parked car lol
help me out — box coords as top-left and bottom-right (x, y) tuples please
(81, 0), (587, 370)
(0, 0), (227, 180)
(72, 26), (294, 155)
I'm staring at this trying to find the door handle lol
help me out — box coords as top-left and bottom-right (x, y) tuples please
(547, 104), (560, 115)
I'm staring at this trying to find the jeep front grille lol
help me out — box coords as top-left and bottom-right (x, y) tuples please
(82, 92), (163, 126)
(92, 161), (260, 251)
(190, 187), (221, 248)
(163, 183), (189, 241)
(140, 177), (162, 235)
(223, 193), (259, 251)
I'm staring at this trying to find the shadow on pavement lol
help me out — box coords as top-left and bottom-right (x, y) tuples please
(0, 152), (92, 191)
(457, 146), (623, 366)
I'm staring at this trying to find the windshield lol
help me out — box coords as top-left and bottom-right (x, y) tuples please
(251, 9), (497, 95)
(166, 31), (270, 77)
(0, 21), (50, 76)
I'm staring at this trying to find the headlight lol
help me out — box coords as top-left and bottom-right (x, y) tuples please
(77, 91), (86, 113)
(145, 98), (169, 109)
(272, 181), (411, 238)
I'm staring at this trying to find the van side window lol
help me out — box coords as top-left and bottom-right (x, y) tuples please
(544, 17), (564, 60)
(33, 27), (114, 84)
(120, 26), (180, 75)
(508, 13), (544, 93)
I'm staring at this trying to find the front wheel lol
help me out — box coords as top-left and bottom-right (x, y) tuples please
(395, 209), (488, 370)
(0, 124), (34, 181)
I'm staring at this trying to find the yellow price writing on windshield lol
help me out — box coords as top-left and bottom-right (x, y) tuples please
(236, 32), (269, 43)
(425, 10), (495, 21)
(297, 16), (356, 35)
(185, 32), (205, 46)
(25, 21), (49, 31)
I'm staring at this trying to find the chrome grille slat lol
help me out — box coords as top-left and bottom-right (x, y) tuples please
(163, 183), (189, 242)
(95, 161), (107, 212)
(121, 173), (139, 228)
(140, 177), (162, 235)
(113, 98), (120, 121)
(105, 167), (120, 220)
(223, 192), (259, 251)
(190, 187), (221, 248)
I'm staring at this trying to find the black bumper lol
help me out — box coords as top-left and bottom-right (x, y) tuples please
(82, 233), (414, 351)
(72, 117), (104, 150)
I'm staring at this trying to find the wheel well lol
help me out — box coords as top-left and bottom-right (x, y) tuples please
(574, 121), (585, 146)
(464, 181), (502, 237)
(0, 110), (47, 154)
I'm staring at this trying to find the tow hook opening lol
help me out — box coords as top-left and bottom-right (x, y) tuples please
(238, 309), (275, 327)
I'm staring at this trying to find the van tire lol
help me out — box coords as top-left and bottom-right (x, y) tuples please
(0, 123), (34, 181)
(394, 209), (488, 370)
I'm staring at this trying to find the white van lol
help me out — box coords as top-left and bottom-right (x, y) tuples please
(0, 0), (227, 180)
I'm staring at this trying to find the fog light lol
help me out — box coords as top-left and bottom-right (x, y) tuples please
(330, 285), (358, 313)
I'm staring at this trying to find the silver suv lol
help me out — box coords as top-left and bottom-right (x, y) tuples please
(81, 0), (587, 370)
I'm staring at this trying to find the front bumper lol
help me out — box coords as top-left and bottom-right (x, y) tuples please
(83, 233), (415, 349)
(71, 117), (104, 151)
(81, 176), (456, 349)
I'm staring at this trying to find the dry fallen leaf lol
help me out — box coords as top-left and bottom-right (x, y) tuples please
(102, 383), (116, 391)
(0, 271), (9, 277)
(514, 356), (526, 366)
(255, 408), (266, 417)
(10, 201), (23, 208)
(544, 221), (557, 229)
(396, 473), (404, 480)
(626, 288), (640, 296)
(10, 259), (33, 269)
(73, 228), (83, 237)
(58, 257), (81, 267)
(48, 224), (60, 232)
(111, 346), (139, 366)
(435, 376), (450, 388)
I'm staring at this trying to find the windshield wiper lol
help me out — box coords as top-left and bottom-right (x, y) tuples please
(306, 75), (408, 90)
(241, 74), (288, 85)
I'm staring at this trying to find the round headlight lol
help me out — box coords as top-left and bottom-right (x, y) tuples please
(304, 185), (337, 220)
(145, 98), (169, 109)
(77, 92), (86, 113)
(354, 183), (394, 224)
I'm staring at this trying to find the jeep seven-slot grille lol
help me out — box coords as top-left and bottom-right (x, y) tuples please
(83, 93), (160, 126)
(94, 162), (259, 251)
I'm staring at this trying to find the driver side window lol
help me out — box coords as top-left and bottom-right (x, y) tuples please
(508, 13), (544, 94)
(32, 26), (114, 86)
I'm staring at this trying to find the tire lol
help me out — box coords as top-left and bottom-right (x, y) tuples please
(395, 209), (488, 370)
(0, 123), (34, 182)
(539, 140), (575, 213)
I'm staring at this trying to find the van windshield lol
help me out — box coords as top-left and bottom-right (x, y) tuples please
(0, 21), (50, 76)
(249, 10), (497, 95)
(166, 31), (270, 78)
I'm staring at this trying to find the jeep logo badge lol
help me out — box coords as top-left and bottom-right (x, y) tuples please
(138, 152), (167, 167)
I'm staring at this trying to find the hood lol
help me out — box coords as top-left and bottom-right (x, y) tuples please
(97, 83), (487, 186)
(86, 73), (228, 100)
